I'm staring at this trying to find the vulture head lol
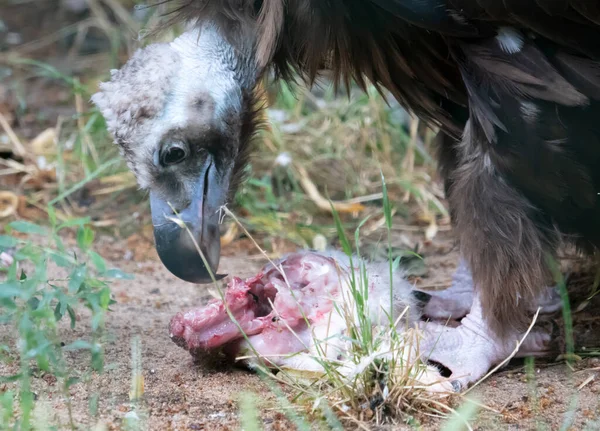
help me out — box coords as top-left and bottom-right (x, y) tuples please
(92, 24), (264, 283)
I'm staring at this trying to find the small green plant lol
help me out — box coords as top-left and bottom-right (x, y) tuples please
(218, 180), (454, 429)
(0, 209), (131, 430)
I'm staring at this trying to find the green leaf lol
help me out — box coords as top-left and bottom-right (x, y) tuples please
(239, 393), (262, 431)
(49, 251), (72, 268)
(0, 282), (24, 299)
(88, 251), (107, 273)
(0, 235), (19, 248)
(24, 341), (51, 360)
(0, 297), (17, 312)
(26, 297), (40, 311)
(67, 305), (77, 329)
(91, 311), (104, 331)
(353, 215), (372, 258)
(76, 226), (95, 251)
(0, 374), (22, 384)
(18, 314), (33, 335)
(8, 221), (47, 235)
(54, 302), (64, 321)
(63, 340), (92, 351)
(35, 352), (50, 372)
(330, 203), (352, 256)
(99, 287), (111, 310)
(441, 399), (479, 431)
(390, 249), (427, 277)
(34, 256), (47, 281)
(381, 172), (393, 231)
(66, 376), (81, 389)
(392, 256), (401, 272)
(14, 245), (41, 262)
(68, 264), (87, 293)
(91, 345), (104, 372)
(6, 260), (17, 281)
(53, 233), (66, 253)
(47, 205), (57, 227)
(0, 390), (14, 418)
(85, 278), (108, 289)
(89, 393), (99, 417)
(53, 291), (69, 322)
(102, 269), (134, 280)
(20, 389), (34, 421)
(56, 217), (91, 231)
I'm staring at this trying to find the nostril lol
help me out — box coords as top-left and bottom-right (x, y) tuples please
(202, 160), (211, 203)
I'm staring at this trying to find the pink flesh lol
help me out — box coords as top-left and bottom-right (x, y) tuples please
(169, 252), (346, 359)
(169, 253), (558, 388)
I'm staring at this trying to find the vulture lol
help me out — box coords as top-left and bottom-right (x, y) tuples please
(92, 1), (600, 387)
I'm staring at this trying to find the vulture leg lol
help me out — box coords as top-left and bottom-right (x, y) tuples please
(421, 259), (563, 321)
(420, 259), (474, 321)
(419, 260), (562, 391)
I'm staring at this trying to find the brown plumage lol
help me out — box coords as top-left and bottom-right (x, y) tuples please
(93, 1), (600, 340)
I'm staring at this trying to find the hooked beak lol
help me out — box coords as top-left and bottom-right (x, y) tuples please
(150, 157), (229, 283)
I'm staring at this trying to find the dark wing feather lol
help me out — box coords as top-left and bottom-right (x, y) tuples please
(554, 52), (600, 99)
(571, 1), (600, 25)
(367, 0), (600, 333)
(451, 0), (600, 57)
(368, 0), (481, 36)
(534, 0), (569, 15)
(428, 0), (600, 230)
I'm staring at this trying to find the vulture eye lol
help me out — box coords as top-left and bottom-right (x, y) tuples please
(160, 142), (188, 167)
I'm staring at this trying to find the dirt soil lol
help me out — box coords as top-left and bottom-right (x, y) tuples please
(3, 231), (600, 431)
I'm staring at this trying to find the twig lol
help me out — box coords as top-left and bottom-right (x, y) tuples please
(294, 163), (365, 213)
(91, 183), (136, 196)
(0, 21), (85, 58)
(362, 209), (397, 236)
(0, 111), (26, 158)
(0, 158), (36, 175)
(414, 282), (453, 290)
(576, 374), (595, 390)
(344, 192), (383, 204)
(101, 0), (141, 34)
(464, 307), (541, 395)
(87, 0), (114, 35)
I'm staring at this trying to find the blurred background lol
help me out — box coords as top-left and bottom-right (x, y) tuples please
(0, 0), (449, 262)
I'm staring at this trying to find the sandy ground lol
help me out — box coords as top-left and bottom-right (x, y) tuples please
(2, 231), (600, 430)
